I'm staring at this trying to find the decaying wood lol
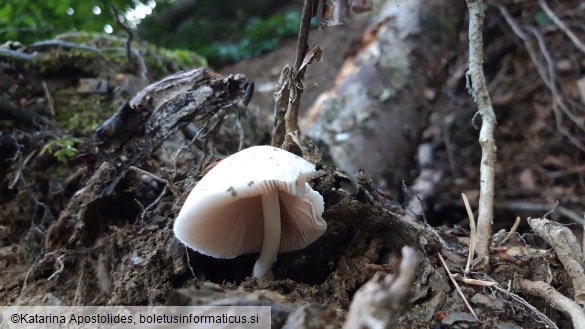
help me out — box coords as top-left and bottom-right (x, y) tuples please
(45, 68), (252, 251)
(302, 0), (465, 188)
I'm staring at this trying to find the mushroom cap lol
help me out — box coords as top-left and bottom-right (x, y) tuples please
(174, 145), (326, 258)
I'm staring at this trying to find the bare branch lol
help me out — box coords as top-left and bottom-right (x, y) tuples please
(293, 0), (315, 78)
(465, 0), (497, 270)
(272, 66), (292, 147)
(499, 216), (521, 245)
(282, 0), (317, 150)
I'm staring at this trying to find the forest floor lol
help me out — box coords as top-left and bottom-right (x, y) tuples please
(1, 1), (584, 329)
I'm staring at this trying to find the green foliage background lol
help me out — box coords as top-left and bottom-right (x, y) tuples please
(0, 0), (133, 43)
(1, 0), (300, 66)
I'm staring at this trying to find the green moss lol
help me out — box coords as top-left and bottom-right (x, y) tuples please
(26, 49), (108, 77)
(54, 90), (114, 134)
(158, 48), (207, 69)
(52, 32), (208, 80)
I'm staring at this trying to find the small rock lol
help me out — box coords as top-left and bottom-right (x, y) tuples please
(556, 59), (572, 72)
(442, 312), (478, 325)
(471, 293), (504, 311)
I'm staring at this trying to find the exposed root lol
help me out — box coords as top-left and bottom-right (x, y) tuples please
(516, 279), (585, 329)
(344, 246), (419, 328)
(527, 217), (585, 305)
(491, 283), (559, 329)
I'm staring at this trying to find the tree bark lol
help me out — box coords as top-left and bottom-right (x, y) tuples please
(302, 0), (465, 189)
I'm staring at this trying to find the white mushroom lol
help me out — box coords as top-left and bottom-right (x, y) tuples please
(173, 145), (326, 279)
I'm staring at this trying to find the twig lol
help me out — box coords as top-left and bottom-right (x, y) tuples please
(110, 5), (132, 63)
(73, 268), (84, 305)
(147, 159), (180, 197)
(538, 0), (585, 54)
(283, 0), (315, 145)
(460, 276), (496, 286)
(41, 81), (54, 117)
(293, 0), (314, 80)
(174, 120), (211, 173)
(110, 5), (147, 80)
(499, 216), (521, 245)
(130, 163), (179, 220)
(542, 199), (559, 219)
(129, 166), (166, 184)
(465, 0), (497, 270)
(437, 252), (478, 319)
(272, 66), (292, 147)
(461, 193), (476, 275)
(516, 279), (585, 329)
(141, 186), (168, 221)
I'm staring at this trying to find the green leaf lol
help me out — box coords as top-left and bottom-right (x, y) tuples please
(534, 11), (552, 27)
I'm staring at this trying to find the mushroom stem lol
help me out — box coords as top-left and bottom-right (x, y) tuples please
(253, 190), (281, 279)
